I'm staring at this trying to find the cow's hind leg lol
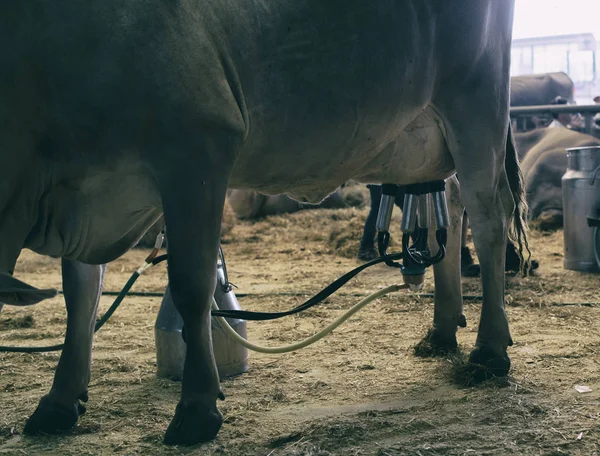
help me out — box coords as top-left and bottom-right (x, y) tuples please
(435, 84), (521, 380)
(155, 129), (239, 446)
(446, 125), (516, 379)
(463, 170), (515, 379)
(24, 260), (105, 434)
(414, 176), (466, 356)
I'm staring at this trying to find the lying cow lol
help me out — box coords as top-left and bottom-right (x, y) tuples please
(226, 187), (348, 219)
(0, 1), (525, 446)
(517, 127), (600, 230)
(453, 127), (599, 275)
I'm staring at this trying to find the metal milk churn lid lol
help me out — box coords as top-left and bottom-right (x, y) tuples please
(561, 145), (600, 272)
(155, 258), (249, 380)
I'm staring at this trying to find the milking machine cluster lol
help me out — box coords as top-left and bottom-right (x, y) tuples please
(1, 180), (451, 380)
(375, 181), (449, 290)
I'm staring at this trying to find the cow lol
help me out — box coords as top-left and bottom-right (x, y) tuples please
(226, 187), (348, 219)
(0, 1), (525, 446)
(510, 72), (576, 131)
(518, 127), (600, 230)
(510, 72), (575, 107)
(135, 186), (356, 247)
(458, 127), (600, 276)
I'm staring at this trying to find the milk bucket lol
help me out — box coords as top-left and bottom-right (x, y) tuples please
(155, 260), (249, 380)
(562, 145), (600, 272)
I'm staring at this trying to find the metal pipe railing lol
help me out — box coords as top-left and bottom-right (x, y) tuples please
(510, 104), (600, 135)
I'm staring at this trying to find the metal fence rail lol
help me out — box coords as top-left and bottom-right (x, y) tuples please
(510, 104), (600, 135)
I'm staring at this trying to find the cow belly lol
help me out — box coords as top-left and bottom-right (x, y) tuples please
(230, 105), (452, 204)
(77, 171), (163, 264)
(228, 102), (441, 203)
(26, 170), (162, 265)
(79, 206), (162, 264)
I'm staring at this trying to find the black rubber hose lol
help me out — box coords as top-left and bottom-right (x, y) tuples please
(212, 252), (403, 320)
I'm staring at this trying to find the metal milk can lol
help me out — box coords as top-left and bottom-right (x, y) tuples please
(562, 145), (600, 272)
(155, 259), (249, 380)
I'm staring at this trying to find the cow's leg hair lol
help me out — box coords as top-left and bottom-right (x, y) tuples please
(24, 260), (105, 435)
(414, 176), (466, 357)
(156, 130), (238, 446)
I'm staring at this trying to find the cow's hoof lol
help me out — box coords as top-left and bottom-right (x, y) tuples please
(461, 246), (483, 277)
(461, 263), (481, 278)
(505, 242), (539, 275)
(465, 346), (511, 383)
(357, 245), (378, 262)
(414, 328), (458, 357)
(164, 401), (223, 446)
(23, 395), (85, 435)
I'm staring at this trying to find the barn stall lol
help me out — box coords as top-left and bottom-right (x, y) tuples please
(1, 201), (599, 455)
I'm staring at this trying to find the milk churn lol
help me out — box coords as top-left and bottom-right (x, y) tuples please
(562, 145), (600, 272)
(155, 252), (249, 380)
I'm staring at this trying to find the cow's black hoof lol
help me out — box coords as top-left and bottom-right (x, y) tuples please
(357, 244), (378, 262)
(466, 346), (511, 383)
(461, 264), (481, 277)
(164, 400), (223, 446)
(505, 242), (540, 274)
(460, 247), (480, 277)
(23, 395), (85, 435)
(414, 328), (458, 357)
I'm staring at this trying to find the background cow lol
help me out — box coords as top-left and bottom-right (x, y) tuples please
(510, 72), (575, 107)
(460, 127), (600, 276)
(226, 185), (366, 220)
(510, 72), (576, 131)
(518, 127), (600, 230)
(136, 185), (363, 248)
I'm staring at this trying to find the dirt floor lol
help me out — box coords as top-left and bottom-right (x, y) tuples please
(1, 203), (600, 455)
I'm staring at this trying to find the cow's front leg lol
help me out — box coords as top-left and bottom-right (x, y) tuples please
(415, 176), (466, 356)
(156, 132), (238, 446)
(24, 260), (105, 434)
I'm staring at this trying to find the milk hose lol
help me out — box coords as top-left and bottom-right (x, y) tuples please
(0, 253), (407, 353)
(212, 284), (408, 354)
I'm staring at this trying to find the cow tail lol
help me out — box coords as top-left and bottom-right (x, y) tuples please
(505, 122), (531, 275)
